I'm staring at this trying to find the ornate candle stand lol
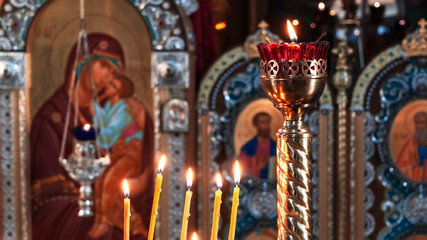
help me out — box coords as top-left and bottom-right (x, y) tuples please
(257, 42), (329, 239)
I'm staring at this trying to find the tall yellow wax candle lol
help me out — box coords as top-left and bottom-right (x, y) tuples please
(148, 155), (166, 240)
(210, 173), (222, 240)
(123, 180), (130, 240)
(229, 161), (241, 240)
(181, 168), (193, 240)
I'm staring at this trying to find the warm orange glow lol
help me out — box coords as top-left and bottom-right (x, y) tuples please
(329, 10), (336, 16)
(158, 155), (166, 173)
(318, 2), (325, 11)
(234, 161), (241, 185)
(192, 232), (198, 240)
(215, 22), (227, 30)
(310, 22), (316, 28)
(286, 19), (298, 42)
(83, 124), (91, 131)
(187, 168), (193, 189)
(292, 19), (299, 26)
(123, 179), (129, 197)
(216, 173), (222, 189)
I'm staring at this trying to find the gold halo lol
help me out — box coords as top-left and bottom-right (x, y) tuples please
(27, 0), (152, 120)
(234, 98), (282, 155)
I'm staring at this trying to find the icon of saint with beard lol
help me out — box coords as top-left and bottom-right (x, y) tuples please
(238, 112), (277, 179)
(396, 111), (427, 182)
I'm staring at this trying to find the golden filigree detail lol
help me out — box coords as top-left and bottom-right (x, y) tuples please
(402, 18), (427, 57)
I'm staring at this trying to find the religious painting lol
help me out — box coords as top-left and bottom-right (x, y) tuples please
(389, 100), (427, 182)
(27, 0), (154, 239)
(234, 98), (282, 179)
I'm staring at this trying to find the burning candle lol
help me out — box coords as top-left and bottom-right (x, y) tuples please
(123, 179), (130, 240)
(148, 155), (167, 240)
(257, 20), (329, 66)
(210, 173), (223, 240)
(73, 123), (96, 141)
(286, 19), (301, 61)
(228, 161), (241, 240)
(180, 168), (193, 240)
(192, 232), (198, 240)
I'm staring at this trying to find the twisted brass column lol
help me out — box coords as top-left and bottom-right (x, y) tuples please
(258, 41), (329, 239)
(276, 107), (313, 239)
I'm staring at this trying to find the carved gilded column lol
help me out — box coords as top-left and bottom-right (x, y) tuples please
(331, 41), (353, 240)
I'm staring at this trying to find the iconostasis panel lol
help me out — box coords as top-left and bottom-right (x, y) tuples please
(197, 23), (334, 239)
(352, 22), (427, 239)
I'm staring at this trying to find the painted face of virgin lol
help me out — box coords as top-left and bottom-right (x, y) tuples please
(91, 61), (112, 90)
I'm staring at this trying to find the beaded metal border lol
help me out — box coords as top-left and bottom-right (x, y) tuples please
(0, 52), (27, 240)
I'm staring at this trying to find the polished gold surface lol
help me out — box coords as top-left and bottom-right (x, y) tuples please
(261, 78), (326, 110)
(261, 61), (327, 239)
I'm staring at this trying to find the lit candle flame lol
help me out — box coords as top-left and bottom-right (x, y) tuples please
(216, 173), (222, 189)
(287, 19), (298, 42)
(158, 154), (166, 173)
(83, 123), (91, 131)
(234, 161), (241, 186)
(123, 179), (129, 198)
(187, 168), (193, 189)
(318, 2), (325, 11)
(374, 1), (380, 8)
(192, 232), (198, 240)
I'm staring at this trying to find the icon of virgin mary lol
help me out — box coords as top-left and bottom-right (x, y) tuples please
(30, 33), (154, 240)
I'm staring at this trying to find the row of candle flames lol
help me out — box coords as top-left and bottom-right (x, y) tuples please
(122, 155), (241, 240)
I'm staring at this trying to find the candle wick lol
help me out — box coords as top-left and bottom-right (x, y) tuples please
(315, 32), (327, 42)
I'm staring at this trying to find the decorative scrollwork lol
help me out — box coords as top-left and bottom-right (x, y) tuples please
(403, 193), (427, 224)
(260, 59), (328, 78)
